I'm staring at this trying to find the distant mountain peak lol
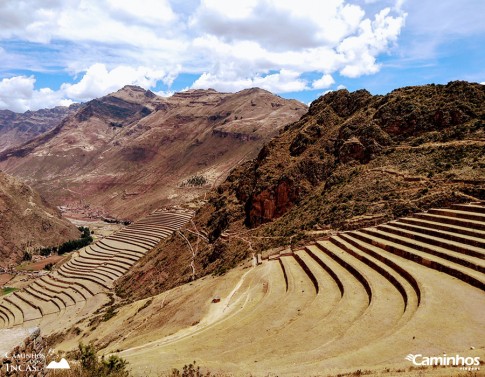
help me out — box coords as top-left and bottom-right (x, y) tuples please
(172, 88), (225, 99)
(118, 84), (148, 93)
(109, 85), (159, 104)
(237, 87), (270, 95)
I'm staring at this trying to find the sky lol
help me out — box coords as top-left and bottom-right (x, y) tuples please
(0, 0), (484, 112)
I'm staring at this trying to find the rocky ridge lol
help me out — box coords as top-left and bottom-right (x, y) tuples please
(0, 104), (81, 153)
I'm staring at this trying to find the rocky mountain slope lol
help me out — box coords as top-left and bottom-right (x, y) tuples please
(116, 81), (485, 300)
(0, 172), (80, 267)
(0, 104), (81, 152)
(0, 86), (306, 219)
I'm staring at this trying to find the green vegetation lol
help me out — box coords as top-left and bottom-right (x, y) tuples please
(102, 306), (118, 322)
(168, 361), (214, 377)
(52, 345), (219, 377)
(1, 287), (17, 296)
(56, 343), (129, 377)
(184, 175), (208, 187)
(58, 226), (94, 254)
(39, 226), (93, 256)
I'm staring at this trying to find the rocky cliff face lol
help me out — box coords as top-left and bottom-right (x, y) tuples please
(245, 177), (300, 227)
(0, 172), (79, 267)
(116, 81), (485, 301)
(0, 104), (81, 153)
(0, 86), (306, 219)
(228, 81), (485, 228)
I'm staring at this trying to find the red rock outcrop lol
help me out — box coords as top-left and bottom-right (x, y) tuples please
(247, 179), (299, 227)
(338, 137), (366, 163)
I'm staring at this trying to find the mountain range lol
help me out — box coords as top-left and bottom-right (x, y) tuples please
(0, 86), (306, 220)
(0, 104), (81, 153)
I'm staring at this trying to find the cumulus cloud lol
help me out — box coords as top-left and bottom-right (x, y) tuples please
(62, 64), (176, 101)
(0, 0), (180, 45)
(189, 0), (405, 92)
(0, 76), (72, 112)
(0, 64), (175, 111)
(0, 0), (408, 110)
(337, 8), (404, 77)
(193, 69), (308, 93)
(312, 74), (335, 89)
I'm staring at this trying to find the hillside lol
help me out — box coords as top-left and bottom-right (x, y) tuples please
(0, 86), (306, 220)
(116, 81), (485, 300)
(0, 172), (80, 267)
(21, 202), (483, 377)
(0, 104), (81, 152)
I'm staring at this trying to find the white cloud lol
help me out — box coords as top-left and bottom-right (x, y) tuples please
(312, 74), (335, 89)
(154, 89), (176, 97)
(188, 0), (405, 92)
(337, 8), (404, 77)
(193, 69), (308, 93)
(0, 76), (72, 112)
(0, 0), (181, 45)
(106, 0), (176, 25)
(0, 0), (408, 110)
(0, 63), (176, 111)
(62, 63), (176, 101)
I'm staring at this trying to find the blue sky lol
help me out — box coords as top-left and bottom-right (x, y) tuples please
(0, 0), (484, 112)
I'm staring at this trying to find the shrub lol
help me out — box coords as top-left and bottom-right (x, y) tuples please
(58, 236), (93, 255)
(54, 343), (130, 377)
(102, 306), (117, 322)
(78, 226), (92, 238)
(185, 175), (208, 187)
(57, 229), (93, 255)
(168, 361), (213, 377)
(39, 247), (51, 256)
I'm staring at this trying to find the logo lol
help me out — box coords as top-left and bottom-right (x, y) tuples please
(405, 353), (480, 371)
(405, 354), (418, 363)
(46, 358), (71, 369)
(2, 352), (46, 373)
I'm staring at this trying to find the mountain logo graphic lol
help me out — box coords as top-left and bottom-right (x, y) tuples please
(46, 358), (70, 369)
(405, 354), (417, 363)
